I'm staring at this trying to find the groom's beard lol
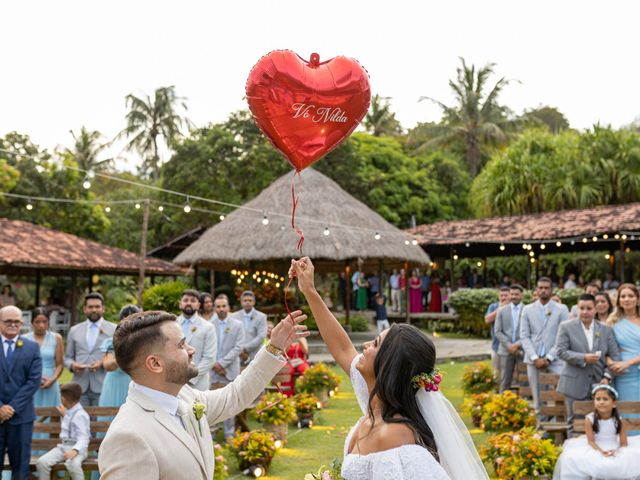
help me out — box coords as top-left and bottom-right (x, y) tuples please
(165, 358), (199, 385)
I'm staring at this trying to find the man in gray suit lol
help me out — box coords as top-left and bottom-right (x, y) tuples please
(176, 289), (217, 391)
(64, 293), (116, 406)
(233, 291), (267, 366)
(556, 293), (621, 434)
(494, 284), (525, 392)
(520, 276), (569, 417)
(210, 294), (245, 439)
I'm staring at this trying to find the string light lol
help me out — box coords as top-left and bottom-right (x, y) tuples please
(158, 205), (164, 212)
(135, 203), (141, 209)
(82, 176), (91, 189)
(592, 236), (598, 242)
(26, 199), (33, 210)
(603, 234), (609, 239)
(476, 261), (482, 267)
(453, 254), (459, 260)
(404, 240), (410, 245)
(323, 226), (330, 236)
(183, 197), (191, 213)
(529, 251), (535, 257)
(622, 234), (628, 240)
(499, 244), (505, 251)
(374, 232), (381, 240)
(540, 243), (546, 250)
(605, 254), (610, 259)
(465, 242), (470, 247)
(615, 234), (621, 239)
(582, 238), (588, 243)
(556, 241), (562, 247)
(219, 215), (225, 221)
(411, 239), (418, 246)
(530, 258), (536, 263)
(262, 214), (269, 225)
(104, 206), (111, 213)
(522, 244), (528, 249)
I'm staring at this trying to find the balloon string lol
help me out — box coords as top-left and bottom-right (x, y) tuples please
(291, 171), (304, 255)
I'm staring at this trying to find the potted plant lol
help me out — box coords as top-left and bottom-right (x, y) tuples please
(213, 443), (229, 480)
(461, 362), (498, 394)
(254, 392), (297, 444)
(293, 393), (321, 428)
(229, 429), (278, 477)
(480, 427), (560, 479)
(295, 363), (342, 406)
(461, 392), (492, 428)
(480, 390), (535, 432)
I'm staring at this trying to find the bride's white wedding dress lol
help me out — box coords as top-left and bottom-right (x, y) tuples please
(341, 356), (451, 480)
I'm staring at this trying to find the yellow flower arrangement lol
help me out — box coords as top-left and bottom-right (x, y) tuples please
(461, 392), (492, 427)
(229, 429), (277, 471)
(461, 362), (497, 394)
(480, 390), (535, 432)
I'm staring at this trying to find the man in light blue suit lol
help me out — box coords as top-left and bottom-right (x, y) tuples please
(64, 293), (116, 406)
(520, 277), (569, 417)
(210, 295), (244, 440)
(0, 306), (42, 479)
(176, 290), (217, 391)
(233, 291), (267, 366)
(494, 284), (525, 392)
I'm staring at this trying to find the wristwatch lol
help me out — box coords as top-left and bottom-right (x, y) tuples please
(265, 342), (285, 357)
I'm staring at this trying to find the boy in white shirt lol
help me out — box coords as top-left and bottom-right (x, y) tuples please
(36, 382), (91, 480)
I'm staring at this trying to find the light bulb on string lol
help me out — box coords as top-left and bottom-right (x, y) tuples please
(453, 254), (459, 260)
(262, 214), (269, 225)
(82, 176), (91, 189)
(615, 234), (621, 239)
(104, 206), (111, 213)
(556, 241), (562, 247)
(592, 236), (598, 242)
(26, 199), (34, 211)
(183, 197), (191, 213)
(87, 170), (95, 179)
(522, 244), (528, 250)
(411, 239), (418, 246)
(622, 234), (628, 240)
(135, 203), (141, 209)
(582, 238), (588, 243)
(158, 205), (164, 212)
(465, 242), (470, 247)
(404, 239), (410, 245)
(219, 215), (225, 221)
(374, 232), (381, 240)
(323, 226), (330, 236)
(499, 244), (505, 251)
(603, 234), (609, 239)
(540, 243), (546, 250)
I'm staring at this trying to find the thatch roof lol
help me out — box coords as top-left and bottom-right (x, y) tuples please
(175, 169), (429, 271)
(0, 218), (185, 276)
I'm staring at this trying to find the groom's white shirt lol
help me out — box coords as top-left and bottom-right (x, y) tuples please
(98, 347), (283, 480)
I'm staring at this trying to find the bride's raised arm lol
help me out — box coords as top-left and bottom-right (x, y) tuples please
(290, 257), (358, 374)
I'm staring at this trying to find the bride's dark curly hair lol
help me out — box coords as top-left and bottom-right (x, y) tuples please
(368, 323), (439, 461)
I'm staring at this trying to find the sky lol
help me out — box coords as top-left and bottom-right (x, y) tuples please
(1, 1), (639, 170)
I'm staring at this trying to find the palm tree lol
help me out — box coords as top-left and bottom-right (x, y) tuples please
(67, 127), (112, 173)
(118, 86), (191, 180)
(363, 94), (402, 136)
(418, 58), (521, 176)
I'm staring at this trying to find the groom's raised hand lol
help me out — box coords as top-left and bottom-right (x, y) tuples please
(269, 310), (309, 351)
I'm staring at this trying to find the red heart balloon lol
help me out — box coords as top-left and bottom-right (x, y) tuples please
(246, 50), (371, 171)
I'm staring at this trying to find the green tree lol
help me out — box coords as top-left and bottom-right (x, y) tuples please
(522, 106), (570, 133)
(66, 127), (112, 173)
(119, 86), (191, 181)
(418, 58), (522, 176)
(0, 132), (110, 239)
(363, 94), (403, 137)
(470, 126), (640, 217)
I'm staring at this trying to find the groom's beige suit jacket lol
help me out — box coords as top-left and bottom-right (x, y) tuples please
(98, 348), (283, 479)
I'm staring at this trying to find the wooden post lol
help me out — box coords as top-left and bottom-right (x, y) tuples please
(483, 257), (488, 287)
(209, 270), (216, 295)
(194, 266), (199, 289)
(404, 262), (410, 324)
(378, 259), (385, 298)
(535, 254), (540, 282)
(448, 248), (454, 289)
(345, 261), (351, 327)
(70, 272), (78, 326)
(620, 241), (626, 283)
(35, 269), (41, 307)
(526, 255), (531, 290)
(87, 272), (93, 293)
(137, 199), (150, 306)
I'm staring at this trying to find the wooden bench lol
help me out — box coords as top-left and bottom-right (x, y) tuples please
(2, 406), (119, 477)
(572, 400), (640, 435)
(515, 362), (531, 398)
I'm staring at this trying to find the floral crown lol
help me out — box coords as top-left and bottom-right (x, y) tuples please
(591, 383), (618, 399)
(411, 368), (443, 392)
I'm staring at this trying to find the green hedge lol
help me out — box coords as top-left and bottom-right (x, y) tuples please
(301, 306), (370, 332)
(142, 281), (190, 313)
(448, 289), (497, 335)
(555, 288), (584, 309)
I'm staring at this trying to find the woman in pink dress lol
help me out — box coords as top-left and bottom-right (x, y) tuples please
(429, 276), (442, 313)
(409, 270), (423, 313)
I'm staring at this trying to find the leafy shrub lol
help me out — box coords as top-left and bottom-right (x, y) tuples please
(481, 390), (535, 432)
(229, 429), (277, 470)
(555, 287), (584, 309)
(461, 392), (492, 427)
(448, 288), (498, 335)
(296, 363), (342, 394)
(141, 280), (189, 313)
(461, 362), (497, 394)
(481, 427), (560, 479)
(254, 392), (297, 425)
(213, 443), (228, 480)
(293, 393), (321, 414)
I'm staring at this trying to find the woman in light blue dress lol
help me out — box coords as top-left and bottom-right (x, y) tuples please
(24, 308), (63, 455)
(609, 283), (640, 435)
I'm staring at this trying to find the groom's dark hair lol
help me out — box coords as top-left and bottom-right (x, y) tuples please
(113, 311), (176, 375)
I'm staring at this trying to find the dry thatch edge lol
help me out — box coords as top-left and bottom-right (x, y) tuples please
(175, 169), (430, 272)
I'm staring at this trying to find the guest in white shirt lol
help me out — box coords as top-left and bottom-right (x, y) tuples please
(37, 383), (91, 480)
(176, 290), (217, 391)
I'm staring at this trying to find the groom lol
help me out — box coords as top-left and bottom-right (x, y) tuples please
(99, 309), (308, 479)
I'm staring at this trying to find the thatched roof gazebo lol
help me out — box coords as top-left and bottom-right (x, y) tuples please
(175, 169), (429, 321)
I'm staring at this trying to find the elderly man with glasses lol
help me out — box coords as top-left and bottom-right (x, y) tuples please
(0, 305), (42, 479)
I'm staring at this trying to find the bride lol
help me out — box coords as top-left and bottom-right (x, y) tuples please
(290, 258), (488, 479)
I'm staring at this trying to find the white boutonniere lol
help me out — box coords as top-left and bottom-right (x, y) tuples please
(193, 400), (206, 436)
(224, 327), (230, 334)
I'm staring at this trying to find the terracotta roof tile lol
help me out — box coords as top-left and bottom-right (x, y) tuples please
(0, 218), (185, 275)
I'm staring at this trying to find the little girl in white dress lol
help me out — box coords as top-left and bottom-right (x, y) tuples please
(553, 384), (640, 480)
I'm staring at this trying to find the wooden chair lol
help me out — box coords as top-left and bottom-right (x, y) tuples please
(2, 406), (119, 477)
(516, 362), (532, 399)
(572, 400), (640, 435)
(538, 373), (568, 444)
